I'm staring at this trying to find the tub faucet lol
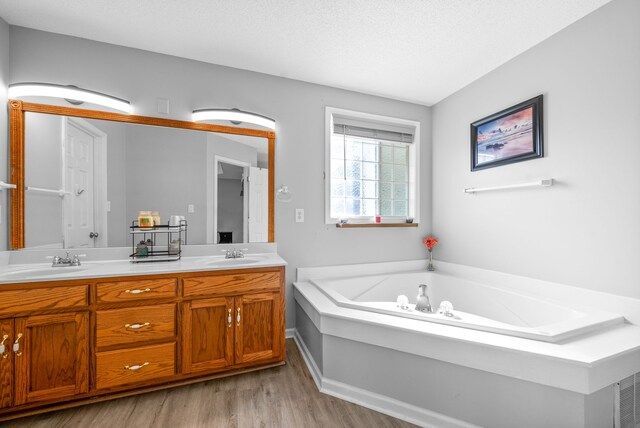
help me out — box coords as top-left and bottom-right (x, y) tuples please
(415, 284), (432, 313)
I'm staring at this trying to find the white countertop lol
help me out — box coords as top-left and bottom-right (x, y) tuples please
(0, 252), (287, 284)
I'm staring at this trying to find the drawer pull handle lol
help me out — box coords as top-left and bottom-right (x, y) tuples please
(125, 288), (151, 295)
(0, 334), (8, 359)
(124, 322), (151, 330)
(236, 307), (241, 326)
(124, 362), (149, 371)
(13, 333), (23, 357)
(227, 308), (232, 328)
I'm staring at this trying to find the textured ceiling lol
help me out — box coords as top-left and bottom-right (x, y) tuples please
(0, 0), (612, 105)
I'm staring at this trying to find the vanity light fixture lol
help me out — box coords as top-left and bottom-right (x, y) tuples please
(192, 108), (275, 130)
(276, 185), (292, 202)
(8, 82), (131, 113)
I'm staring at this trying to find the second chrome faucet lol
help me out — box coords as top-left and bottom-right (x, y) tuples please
(223, 248), (249, 259)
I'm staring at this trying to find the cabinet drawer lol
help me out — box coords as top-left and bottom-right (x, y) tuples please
(96, 304), (176, 348)
(96, 278), (177, 303)
(0, 285), (87, 315)
(96, 342), (175, 390)
(183, 271), (281, 298)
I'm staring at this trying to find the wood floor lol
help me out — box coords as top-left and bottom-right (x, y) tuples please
(5, 339), (416, 428)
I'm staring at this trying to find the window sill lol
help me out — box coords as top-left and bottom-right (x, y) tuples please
(335, 223), (418, 228)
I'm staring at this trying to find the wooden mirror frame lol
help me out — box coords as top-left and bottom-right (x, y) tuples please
(8, 100), (275, 249)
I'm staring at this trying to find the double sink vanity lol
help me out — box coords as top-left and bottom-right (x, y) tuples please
(0, 99), (285, 420)
(0, 250), (286, 420)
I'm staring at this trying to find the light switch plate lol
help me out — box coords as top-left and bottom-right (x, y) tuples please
(188, 204), (195, 213)
(106, 201), (111, 212)
(295, 208), (304, 223)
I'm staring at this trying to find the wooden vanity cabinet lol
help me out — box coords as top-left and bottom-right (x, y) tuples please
(0, 319), (14, 409)
(182, 297), (235, 373)
(181, 270), (285, 375)
(14, 312), (89, 405)
(0, 266), (285, 422)
(0, 284), (90, 410)
(235, 291), (283, 365)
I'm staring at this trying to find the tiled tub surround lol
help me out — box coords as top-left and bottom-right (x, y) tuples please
(294, 260), (640, 428)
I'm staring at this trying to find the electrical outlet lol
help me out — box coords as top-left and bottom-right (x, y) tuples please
(157, 98), (170, 114)
(188, 204), (195, 213)
(295, 208), (304, 223)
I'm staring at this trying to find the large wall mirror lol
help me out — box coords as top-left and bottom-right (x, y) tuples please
(9, 100), (275, 249)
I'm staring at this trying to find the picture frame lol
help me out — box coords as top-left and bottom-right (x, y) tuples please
(470, 95), (543, 171)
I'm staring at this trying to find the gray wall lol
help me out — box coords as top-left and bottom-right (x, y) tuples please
(0, 17), (8, 251)
(207, 133), (259, 167)
(431, 0), (640, 299)
(24, 113), (63, 247)
(125, 124), (207, 243)
(8, 26), (432, 328)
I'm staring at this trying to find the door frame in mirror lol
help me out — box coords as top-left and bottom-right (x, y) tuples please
(8, 100), (275, 249)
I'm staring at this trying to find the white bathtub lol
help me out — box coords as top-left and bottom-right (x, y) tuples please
(311, 271), (624, 342)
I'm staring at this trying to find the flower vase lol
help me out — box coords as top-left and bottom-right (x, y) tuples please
(427, 249), (435, 271)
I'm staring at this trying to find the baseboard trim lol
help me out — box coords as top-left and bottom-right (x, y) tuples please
(291, 328), (478, 428)
(292, 330), (323, 390)
(285, 328), (296, 339)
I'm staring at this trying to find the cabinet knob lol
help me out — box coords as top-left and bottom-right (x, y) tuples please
(227, 308), (232, 328)
(0, 334), (8, 359)
(13, 333), (23, 357)
(236, 307), (241, 326)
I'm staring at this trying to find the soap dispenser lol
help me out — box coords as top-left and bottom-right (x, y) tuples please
(136, 240), (148, 257)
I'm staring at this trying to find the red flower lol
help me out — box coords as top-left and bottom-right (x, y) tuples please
(423, 236), (438, 251)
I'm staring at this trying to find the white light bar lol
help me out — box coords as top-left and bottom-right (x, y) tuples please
(193, 109), (275, 130)
(8, 82), (131, 113)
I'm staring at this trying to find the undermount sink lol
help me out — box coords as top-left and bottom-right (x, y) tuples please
(2, 266), (90, 279)
(205, 257), (265, 267)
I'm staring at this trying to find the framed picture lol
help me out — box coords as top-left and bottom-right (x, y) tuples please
(470, 95), (543, 171)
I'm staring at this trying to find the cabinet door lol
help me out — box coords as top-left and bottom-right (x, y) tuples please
(182, 297), (234, 374)
(235, 292), (283, 365)
(14, 312), (89, 405)
(0, 319), (13, 409)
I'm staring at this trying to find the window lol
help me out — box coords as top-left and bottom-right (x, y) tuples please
(325, 107), (420, 224)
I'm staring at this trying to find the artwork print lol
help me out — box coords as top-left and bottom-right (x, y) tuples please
(471, 95), (543, 171)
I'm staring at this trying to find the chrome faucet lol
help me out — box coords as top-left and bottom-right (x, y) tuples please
(222, 248), (249, 259)
(51, 252), (83, 267)
(415, 284), (432, 313)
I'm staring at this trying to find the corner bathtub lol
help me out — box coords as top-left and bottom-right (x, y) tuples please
(311, 271), (624, 342)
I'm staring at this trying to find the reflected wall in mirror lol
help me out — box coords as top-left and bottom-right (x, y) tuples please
(9, 101), (275, 249)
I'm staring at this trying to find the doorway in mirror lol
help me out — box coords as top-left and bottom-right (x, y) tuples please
(215, 158), (269, 244)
